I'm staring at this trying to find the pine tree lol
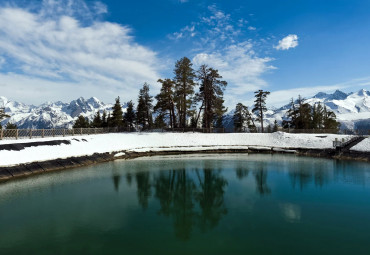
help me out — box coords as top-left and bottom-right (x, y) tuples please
(323, 105), (340, 131)
(136, 83), (153, 130)
(124, 100), (136, 131)
(6, 122), (17, 129)
(0, 107), (9, 121)
(287, 96), (311, 129)
(233, 103), (256, 132)
(73, 115), (90, 128)
(173, 57), (196, 128)
(273, 120), (279, 132)
(111, 97), (124, 127)
(154, 114), (166, 129)
(195, 65), (227, 129)
(154, 79), (176, 128)
(252, 90), (270, 132)
(92, 111), (102, 128)
(101, 110), (108, 128)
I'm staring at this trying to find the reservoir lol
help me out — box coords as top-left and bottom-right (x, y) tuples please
(0, 154), (369, 255)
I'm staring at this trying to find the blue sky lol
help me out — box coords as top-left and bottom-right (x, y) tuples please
(0, 0), (369, 107)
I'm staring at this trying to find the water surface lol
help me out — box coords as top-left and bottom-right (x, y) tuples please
(0, 154), (370, 255)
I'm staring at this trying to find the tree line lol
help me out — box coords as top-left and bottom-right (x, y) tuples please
(74, 57), (229, 130)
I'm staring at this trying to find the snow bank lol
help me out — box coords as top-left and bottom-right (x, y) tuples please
(0, 132), (357, 166)
(351, 137), (370, 152)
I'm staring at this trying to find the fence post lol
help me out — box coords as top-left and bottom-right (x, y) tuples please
(16, 129), (18, 140)
(63, 129), (65, 137)
(53, 129), (55, 137)
(95, 128), (97, 135)
(80, 128), (82, 135)
(72, 129), (74, 136)
(42, 129), (44, 138)
(0, 129), (2, 140)
(29, 129), (32, 139)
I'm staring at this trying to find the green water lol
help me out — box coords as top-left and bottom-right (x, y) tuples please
(1, 154), (370, 255)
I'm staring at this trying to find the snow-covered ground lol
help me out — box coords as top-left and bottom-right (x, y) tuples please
(1, 132), (367, 167)
(351, 137), (370, 152)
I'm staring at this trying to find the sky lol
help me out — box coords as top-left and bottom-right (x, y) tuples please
(0, 0), (369, 108)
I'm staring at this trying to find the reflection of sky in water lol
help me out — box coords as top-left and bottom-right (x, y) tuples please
(280, 203), (301, 223)
(0, 154), (370, 254)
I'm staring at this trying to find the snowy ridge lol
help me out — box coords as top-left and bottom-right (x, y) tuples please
(0, 96), (119, 129)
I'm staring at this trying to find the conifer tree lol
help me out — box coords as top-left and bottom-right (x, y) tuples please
(323, 105), (340, 131)
(174, 57), (196, 128)
(6, 122), (17, 129)
(195, 65), (227, 129)
(154, 114), (166, 129)
(233, 103), (256, 132)
(252, 90), (270, 132)
(73, 115), (90, 128)
(111, 97), (124, 127)
(0, 107), (9, 122)
(154, 79), (176, 128)
(92, 111), (102, 128)
(124, 100), (136, 131)
(101, 110), (108, 128)
(273, 120), (279, 132)
(136, 83), (153, 130)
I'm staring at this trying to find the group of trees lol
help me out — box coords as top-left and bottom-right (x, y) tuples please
(283, 96), (340, 131)
(154, 57), (227, 129)
(74, 57), (228, 130)
(233, 90), (273, 133)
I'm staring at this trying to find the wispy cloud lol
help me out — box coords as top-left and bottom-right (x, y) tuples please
(170, 5), (274, 108)
(0, 0), (161, 104)
(274, 34), (299, 50)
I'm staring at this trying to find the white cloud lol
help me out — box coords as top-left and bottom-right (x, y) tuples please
(0, 0), (161, 104)
(247, 26), (256, 31)
(274, 34), (299, 50)
(193, 42), (275, 108)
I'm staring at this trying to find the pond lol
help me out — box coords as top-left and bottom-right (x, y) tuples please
(0, 154), (370, 255)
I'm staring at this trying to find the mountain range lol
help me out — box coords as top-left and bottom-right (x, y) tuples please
(1, 89), (370, 130)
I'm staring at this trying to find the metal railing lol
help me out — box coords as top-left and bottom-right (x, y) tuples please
(0, 127), (127, 140)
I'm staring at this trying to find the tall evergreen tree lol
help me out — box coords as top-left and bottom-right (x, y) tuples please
(136, 83), (153, 130)
(252, 90), (270, 132)
(323, 105), (340, 131)
(124, 100), (136, 131)
(101, 110), (108, 128)
(233, 103), (256, 132)
(174, 57), (196, 128)
(73, 115), (90, 128)
(0, 107), (9, 121)
(111, 97), (124, 127)
(154, 114), (166, 129)
(92, 111), (102, 128)
(287, 96), (312, 129)
(273, 120), (279, 132)
(6, 122), (17, 129)
(195, 65), (227, 129)
(154, 79), (176, 128)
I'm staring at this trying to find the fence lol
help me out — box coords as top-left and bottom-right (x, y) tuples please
(0, 127), (126, 140)
(1, 127), (369, 140)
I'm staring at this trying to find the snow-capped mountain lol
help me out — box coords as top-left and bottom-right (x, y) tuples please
(224, 89), (370, 130)
(0, 96), (117, 129)
(1, 89), (370, 130)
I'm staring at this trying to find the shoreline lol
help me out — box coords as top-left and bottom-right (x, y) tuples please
(1, 146), (369, 183)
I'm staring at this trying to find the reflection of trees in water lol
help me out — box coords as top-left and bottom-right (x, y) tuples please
(235, 161), (249, 180)
(195, 169), (228, 232)
(253, 163), (271, 195)
(135, 172), (152, 210)
(152, 167), (228, 240)
(112, 174), (121, 192)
